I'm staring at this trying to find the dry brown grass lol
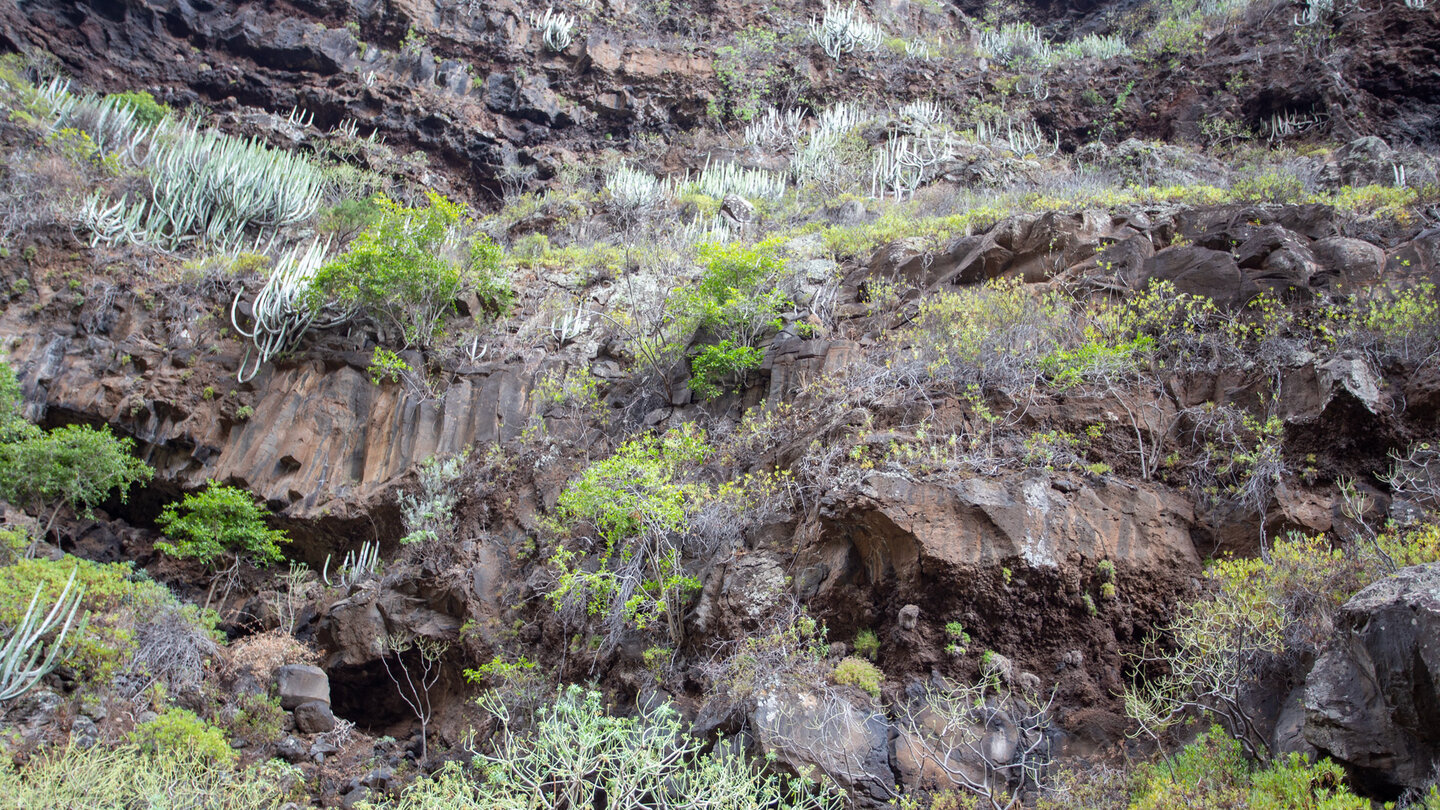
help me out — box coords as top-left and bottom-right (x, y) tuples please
(221, 629), (318, 683)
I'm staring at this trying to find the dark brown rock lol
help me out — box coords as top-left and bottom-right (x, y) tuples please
(1303, 564), (1440, 792)
(293, 700), (337, 734)
(1142, 246), (1252, 308)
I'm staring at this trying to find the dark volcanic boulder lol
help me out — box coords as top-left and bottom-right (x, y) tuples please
(1303, 564), (1440, 793)
(1142, 246), (1252, 308)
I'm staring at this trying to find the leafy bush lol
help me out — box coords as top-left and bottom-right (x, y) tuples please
(853, 628), (879, 660)
(0, 423), (152, 536)
(1127, 527), (1440, 756)
(1130, 726), (1368, 810)
(308, 192), (511, 348)
(687, 240), (791, 348)
(156, 482), (289, 570)
(367, 346), (411, 385)
(1349, 280), (1440, 363)
(0, 743), (297, 808)
(689, 339), (765, 399)
(832, 656), (883, 698)
(0, 555), (204, 688)
(0, 359), (39, 445)
(316, 196), (381, 240)
(132, 707), (236, 766)
(399, 686), (840, 810)
(103, 90), (169, 126)
(549, 425), (712, 648)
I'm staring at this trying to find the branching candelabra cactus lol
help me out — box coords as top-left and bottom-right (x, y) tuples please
(871, 133), (954, 200)
(322, 541), (382, 589)
(688, 159), (788, 201)
(230, 240), (350, 383)
(743, 107), (806, 150)
(809, 2), (882, 62)
(1, 568), (86, 702)
(529, 7), (576, 52)
(50, 77), (328, 253)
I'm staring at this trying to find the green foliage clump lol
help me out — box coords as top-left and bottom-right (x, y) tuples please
(132, 707), (236, 767)
(0, 743), (297, 809)
(103, 90), (169, 126)
(832, 656), (883, 698)
(556, 425), (711, 544)
(400, 686), (839, 810)
(0, 555), (194, 686)
(943, 620), (971, 655)
(1130, 727), (1368, 810)
(315, 196), (382, 240)
(689, 339), (764, 399)
(549, 425), (712, 645)
(223, 690), (287, 743)
(1351, 281), (1440, 362)
(1128, 527), (1440, 755)
(688, 239), (791, 348)
(308, 192), (511, 348)
(853, 628), (880, 661)
(367, 346), (411, 385)
(0, 423), (152, 535)
(0, 360), (38, 444)
(156, 482), (288, 570)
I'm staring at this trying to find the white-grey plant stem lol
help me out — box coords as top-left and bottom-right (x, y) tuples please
(231, 240), (350, 383)
(0, 568), (85, 702)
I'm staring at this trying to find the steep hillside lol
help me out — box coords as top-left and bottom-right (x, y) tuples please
(0, 0), (1438, 807)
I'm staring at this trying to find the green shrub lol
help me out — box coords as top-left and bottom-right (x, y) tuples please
(0, 555), (201, 687)
(402, 686), (839, 809)
(220, 691), (286, 745)
(315, 196), (381, 239)
(132, 707), (236, 766)
(367, 346), (411, 385)
(549, 425), (712, 645)
(853, 628), (880, 660)
(308, 192), (511, 348)
(1130, 726), (1368, 810)
(1127, 528), (1440, 755)
(687, 239), (791, 348)
(833, 656), (883, 698)
(0, 743), (297, 809)
(103, 90), (169, 126)
(0, 360), (39, 444)
(556, 424), (711, 544)
(0, 423), (152, 535)
(689, 339), (764, 399)
(156, 481), (289, 571)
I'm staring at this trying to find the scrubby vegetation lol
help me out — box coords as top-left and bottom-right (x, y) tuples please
(1, 0), (1439, 803)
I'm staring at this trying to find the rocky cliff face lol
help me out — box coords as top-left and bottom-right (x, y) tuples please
(2, 0), (1440, 803)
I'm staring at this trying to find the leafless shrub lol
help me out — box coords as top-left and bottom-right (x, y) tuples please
(700, 601), (832, 709)
(1382, 442), (1440, 515)
(893, 673), (1055, 810)
(381, 633), (447, 762)
(123, 606), (218, 696)
(270, 562), (319, 635)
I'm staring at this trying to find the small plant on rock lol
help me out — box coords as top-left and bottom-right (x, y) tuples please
(832, 656), (883, 698)
(853, 628), (880, 660)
